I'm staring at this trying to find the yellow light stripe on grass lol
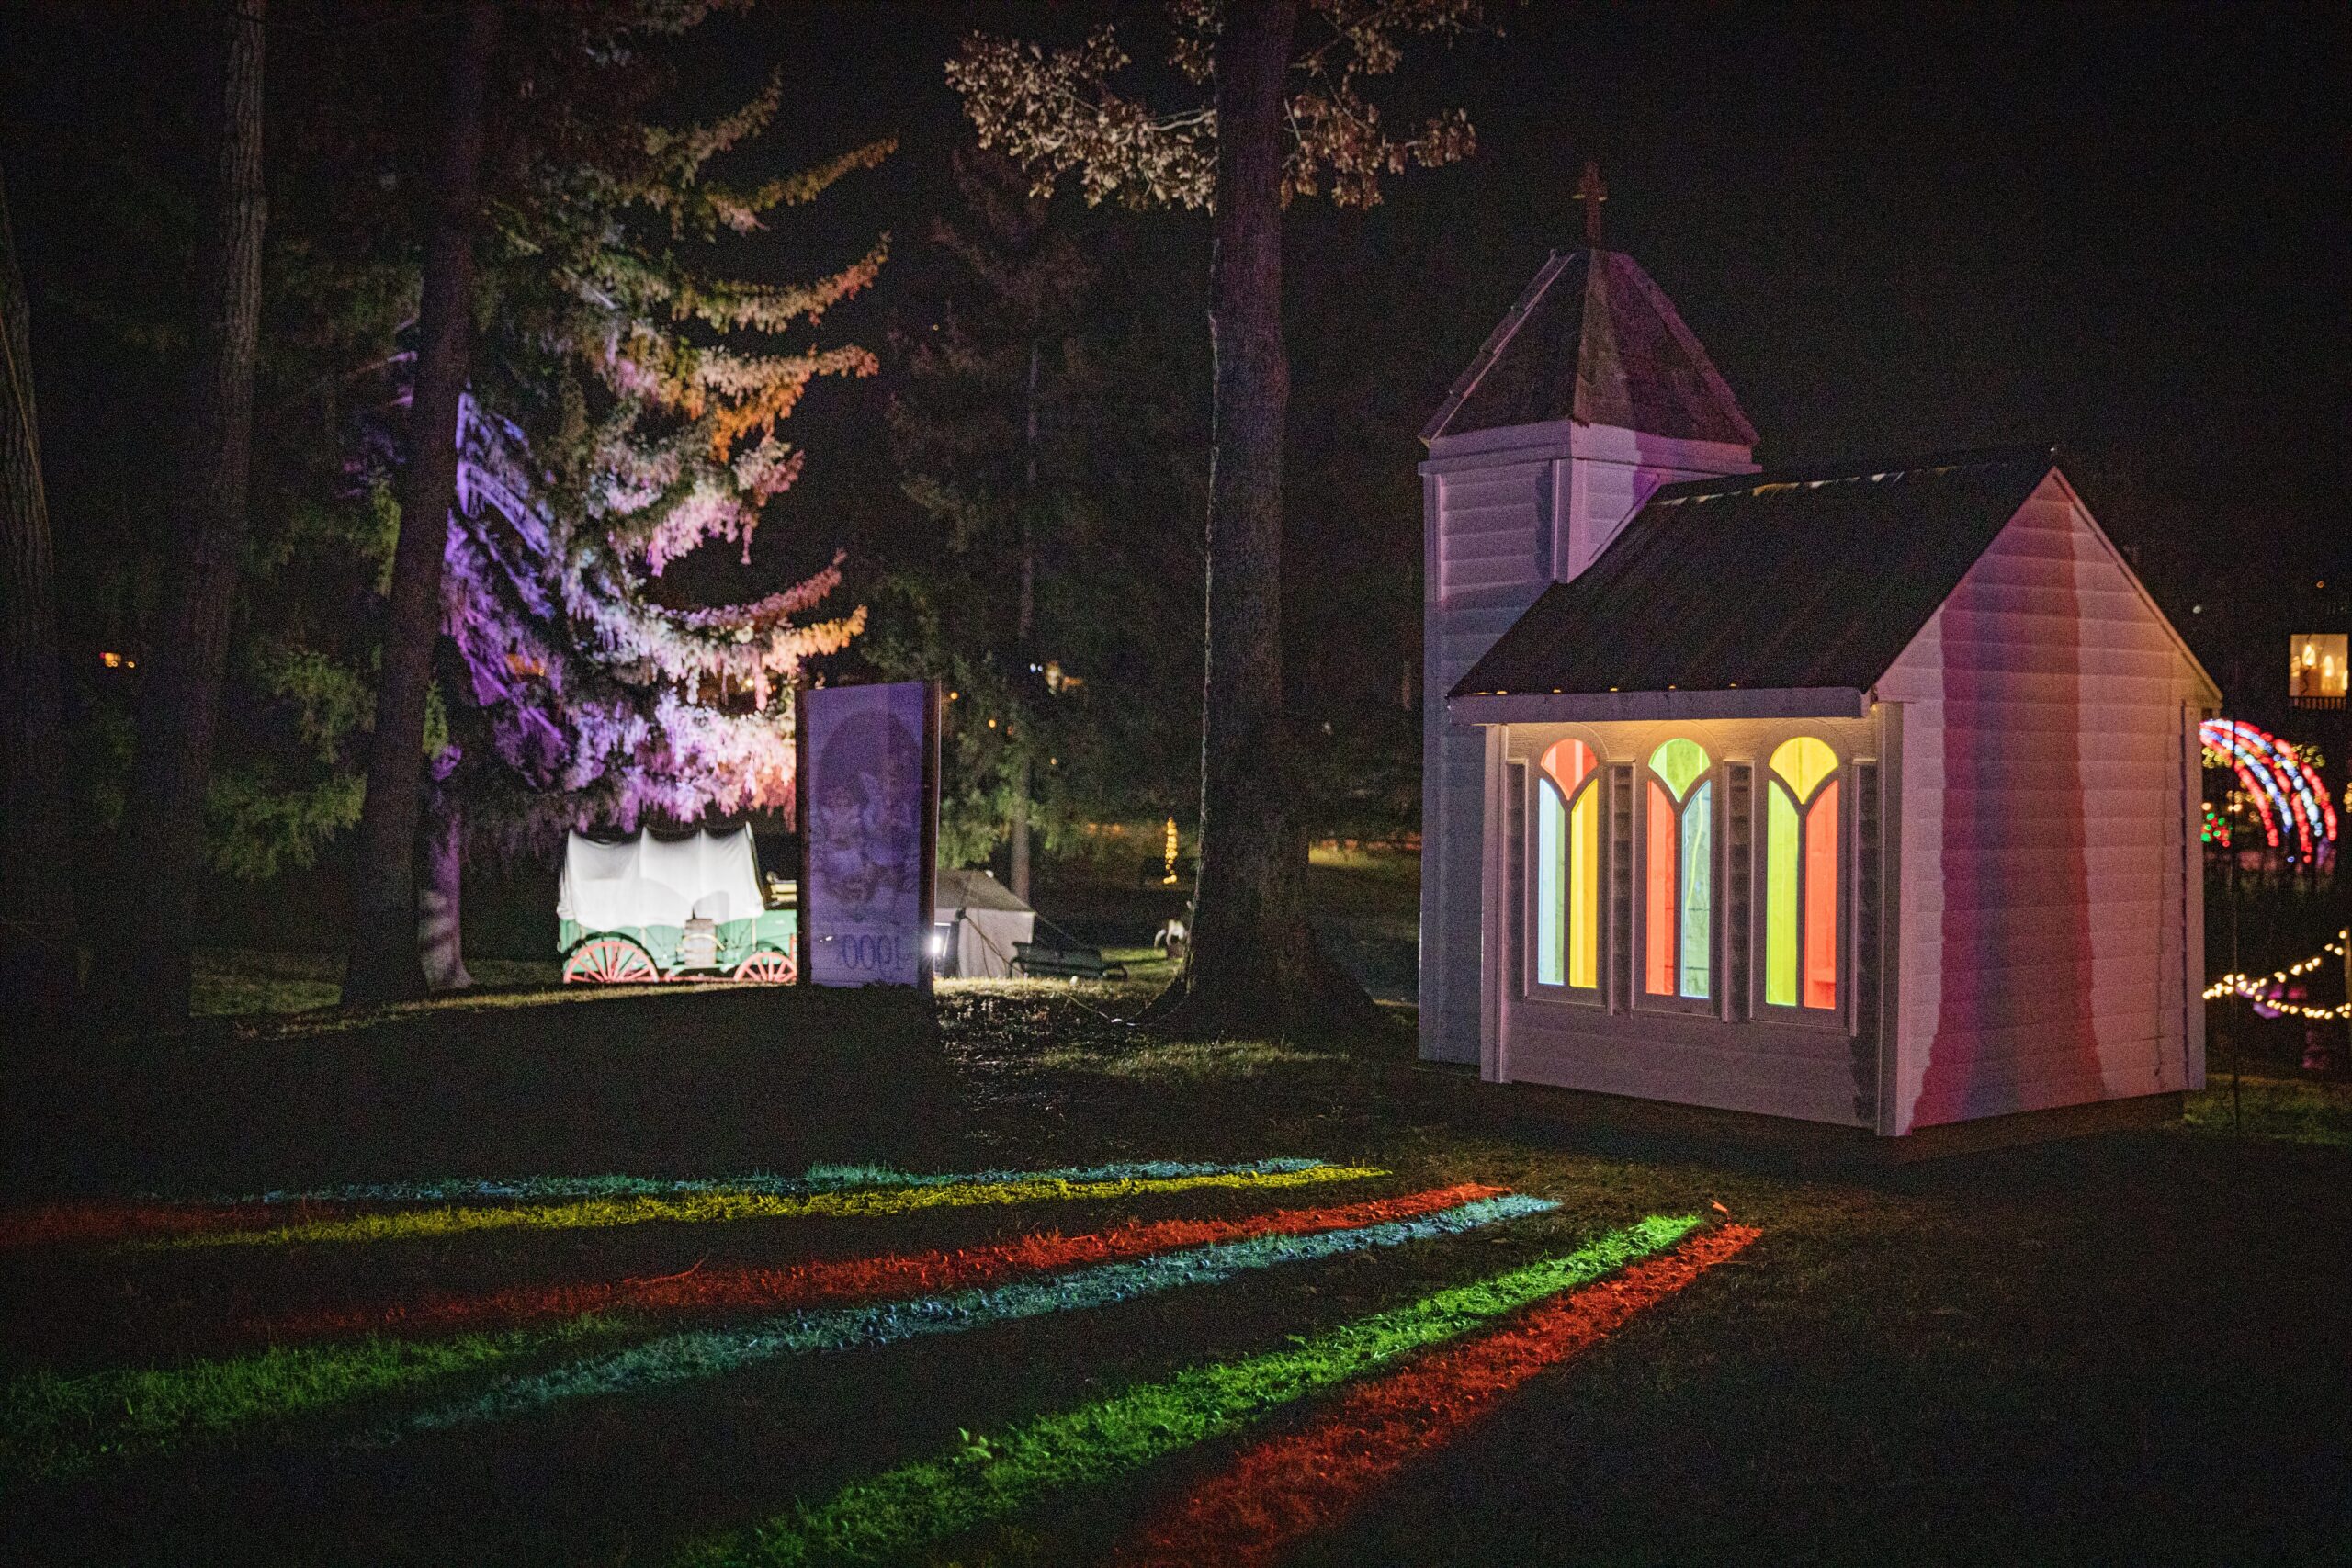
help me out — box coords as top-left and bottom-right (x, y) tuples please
(150, 1165), (1389, 1249)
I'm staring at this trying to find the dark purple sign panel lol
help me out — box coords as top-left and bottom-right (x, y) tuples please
(797, 681), (938, 988)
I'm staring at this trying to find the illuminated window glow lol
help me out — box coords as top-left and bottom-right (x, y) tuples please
(1535, 739), (1599, 990)
(1645, 739), (1711, 1000)
(1766, 738), (1840, 1010)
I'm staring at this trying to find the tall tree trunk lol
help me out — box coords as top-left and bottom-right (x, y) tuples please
(0, 173), (79, 1040)
(344, 0), (499, 1005)
(1009, 335), (1040, 901)
(416, 777), (471, 993)
(117, 0), (266, 1031)
(1146, 0), (1380, 1039)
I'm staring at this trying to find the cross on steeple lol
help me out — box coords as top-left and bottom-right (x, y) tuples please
(1573, 160), (1607, 248)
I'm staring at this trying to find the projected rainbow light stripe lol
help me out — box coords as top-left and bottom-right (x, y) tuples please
(1, 1181), (1516, 1475)
(1115, 1223), (1762, 1568)
(678, 1213), (1712, 1568)
(0, 1158), (1337, 1251)
(3, 1153), (1755, 1568)
(255, 1182), (1510, 1345)
(141, 1161), (1385, 1250)
(405, 1192), (1555, 1436)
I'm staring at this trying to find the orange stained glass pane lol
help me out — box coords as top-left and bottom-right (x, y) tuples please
(1645, 781), (1675, 996)
(1540, 739), (1595, 797)
(1804, 781), (1839, 1010)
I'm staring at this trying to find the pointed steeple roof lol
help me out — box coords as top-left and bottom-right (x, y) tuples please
(1423, 247), (1758, 446)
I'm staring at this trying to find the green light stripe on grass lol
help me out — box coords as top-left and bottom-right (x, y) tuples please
(0, 1315), (625, 1481)
(405, 1194), (1556, 1436)
(243, 1159), (1329, 1205)
(153, 1165), (1386, 1250)
(677, 1213), (1704, 1568)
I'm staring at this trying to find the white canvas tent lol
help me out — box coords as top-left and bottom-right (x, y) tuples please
(933, 867), (1036, 979)
(559, 826), (765, 931)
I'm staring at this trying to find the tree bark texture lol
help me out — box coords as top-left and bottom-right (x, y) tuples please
(343, 0), (499, 1004)
(416, 780), (471, 993)
(118, 0), (266, 1030)
(0, 174), (80, 1038)
(1147, 0), (1379, 1039)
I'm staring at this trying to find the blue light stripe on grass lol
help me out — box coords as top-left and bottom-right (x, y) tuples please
(403, 1193), (1557, 1435)
(244, 1158), (1327, 1206)
(676, 1214), (1704, 1568)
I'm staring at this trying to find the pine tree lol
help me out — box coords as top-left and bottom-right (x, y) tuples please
(885, 150), (1091, 895)
(428, 61), (888, 897)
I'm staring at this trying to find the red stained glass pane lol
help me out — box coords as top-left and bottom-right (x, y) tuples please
(1804, 782), (1839, 1010)
(1540, 739), (1595, 797)
(1645, 781), (1675, 995)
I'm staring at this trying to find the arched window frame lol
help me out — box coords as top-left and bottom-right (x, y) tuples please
(1528, 734), (1603, 1000)
(1637, 737), (1716, 1014)
(1758, 734), (1848, 1023)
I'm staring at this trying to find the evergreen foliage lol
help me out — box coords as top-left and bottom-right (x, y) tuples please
(879, 152), (1205, 866)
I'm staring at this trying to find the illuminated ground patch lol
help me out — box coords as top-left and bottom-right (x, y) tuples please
(405, 1193), (1555, 1434)
(1114, 1223), (1763, 1567)
(254, 1183), (1508, 1344)
(146, 1163), (1387, 1250)
(676, 1213), (1706, 1568)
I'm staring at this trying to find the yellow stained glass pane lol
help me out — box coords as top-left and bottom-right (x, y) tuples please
(1770, 736), (1838, 803)
(1569, 784), (1599, 989)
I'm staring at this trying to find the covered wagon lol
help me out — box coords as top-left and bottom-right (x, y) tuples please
(558, 825), (797, 984)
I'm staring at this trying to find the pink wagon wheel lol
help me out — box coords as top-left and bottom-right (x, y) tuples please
(733, 946), (797, 985)
(564, 934), (659, 984)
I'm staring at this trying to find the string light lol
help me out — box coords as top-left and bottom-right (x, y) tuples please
(2202, 927), (2351, 1021)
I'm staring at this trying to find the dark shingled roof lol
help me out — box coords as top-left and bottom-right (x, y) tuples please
(1423, 248), (1758, 446)
(1451, 450), (2060, 699)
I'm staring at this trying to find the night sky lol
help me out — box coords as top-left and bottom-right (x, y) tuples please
(8, 1), (2346, 715)
(709, 0), (2352, 714)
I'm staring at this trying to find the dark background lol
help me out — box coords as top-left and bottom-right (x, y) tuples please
(7, 0), (2346, 765)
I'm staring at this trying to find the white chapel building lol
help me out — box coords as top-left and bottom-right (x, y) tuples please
(1418, 214), (2219, 1139)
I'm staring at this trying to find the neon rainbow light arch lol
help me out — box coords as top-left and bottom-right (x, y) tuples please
(2199, 719), (2336, 857)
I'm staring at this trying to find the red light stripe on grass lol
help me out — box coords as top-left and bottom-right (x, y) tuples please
(1114, 1223), (1761, 1568)
(0, 1201), (345, 1249)
(250, 1184), (1509, 1345)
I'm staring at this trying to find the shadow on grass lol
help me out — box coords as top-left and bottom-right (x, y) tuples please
(12, 986), (967, 1196)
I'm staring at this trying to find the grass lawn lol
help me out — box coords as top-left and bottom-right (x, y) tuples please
(3, 967), (2347, 1565)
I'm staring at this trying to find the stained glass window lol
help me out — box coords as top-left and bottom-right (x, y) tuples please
(1535, 739), (1598, 990)
(1766, 737), (1840, 1010)
(1645, 739), (1712, 1001)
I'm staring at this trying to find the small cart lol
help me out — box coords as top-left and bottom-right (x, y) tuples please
(558, 825), (797, 984)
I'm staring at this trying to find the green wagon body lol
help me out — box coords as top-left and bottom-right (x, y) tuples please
(559, 908), (797, 977)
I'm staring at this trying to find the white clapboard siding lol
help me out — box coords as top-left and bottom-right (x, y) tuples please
(1421, 457), (1552, 1063)
(1419, 423), (1757, 1065)
(1882, 474), (2209, 1132)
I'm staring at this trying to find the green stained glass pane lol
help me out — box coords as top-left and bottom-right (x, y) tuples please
(1535, 781), (1565, 986)
(1679, 781), (1712, 999)
(1650, 738), (1710, 802)
(1767, 783), (1800, 1007)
